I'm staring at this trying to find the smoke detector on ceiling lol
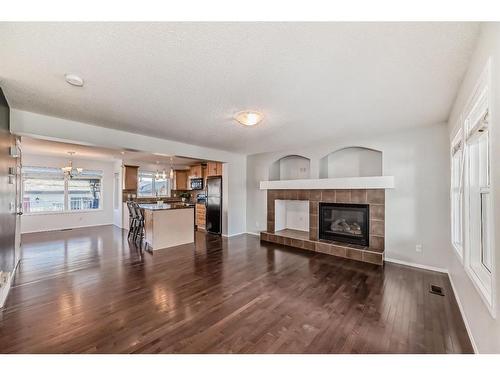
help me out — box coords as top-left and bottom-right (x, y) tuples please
(65, 74), (84, 87)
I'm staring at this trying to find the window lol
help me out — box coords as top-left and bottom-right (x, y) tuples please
(138, 172), (154, 197)
(23, 167), (65, 213)
(154, 177), (168, 196)
(465, 109), (492, 301)
(450, 129), (464, 257)
(68, 172), (102, 211)
(138, 171), (171, 197)
(459, 60), (494, 313)
(22, 166), (103, 214)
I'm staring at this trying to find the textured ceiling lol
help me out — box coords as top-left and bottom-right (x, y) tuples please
(21, 136), (203, 168)
(0, 22), (479, 154)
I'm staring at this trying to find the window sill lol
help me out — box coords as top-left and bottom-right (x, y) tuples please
(452, 243), (464, 264)
(465, 265), (496, 319)
(23, 209), (104, 216)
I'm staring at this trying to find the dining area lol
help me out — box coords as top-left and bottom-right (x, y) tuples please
(126, 201), (195, 251)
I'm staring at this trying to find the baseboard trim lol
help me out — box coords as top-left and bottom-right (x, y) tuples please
(222, 232), (260, 238)
(384, 257), (448, 274)
(448, 274), (478, 353)
(0, 273), (12, 308)
(0, 260), (19, 309)
(21, 222), (115, 234)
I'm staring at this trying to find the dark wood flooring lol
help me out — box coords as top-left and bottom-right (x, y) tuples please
(0, 225), (473, 353)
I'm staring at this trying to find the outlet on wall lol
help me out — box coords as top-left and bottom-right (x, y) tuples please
(416, 244), (423, 253)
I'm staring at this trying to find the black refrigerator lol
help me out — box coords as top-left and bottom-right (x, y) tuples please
(205, 176), (222, 235)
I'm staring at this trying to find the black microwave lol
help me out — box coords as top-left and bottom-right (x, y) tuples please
(190, 178), (204, 190)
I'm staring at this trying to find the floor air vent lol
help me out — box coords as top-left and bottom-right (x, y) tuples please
(60, 228), (73, 231)
(429, 284), (444, 296)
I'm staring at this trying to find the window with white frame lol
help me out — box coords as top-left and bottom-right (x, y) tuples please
(451, 129), (464, 257)
(22, 166), (102, 214)
(461, 60), (494, 312)
(137, 171), (171, 197)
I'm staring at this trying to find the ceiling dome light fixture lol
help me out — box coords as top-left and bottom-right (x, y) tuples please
(234, 111), (263, 127)
(65, 74), (84, 87)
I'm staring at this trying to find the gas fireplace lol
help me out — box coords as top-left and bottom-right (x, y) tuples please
(319, 202), (369, 246)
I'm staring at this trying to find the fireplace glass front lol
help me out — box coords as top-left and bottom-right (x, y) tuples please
(319, 202), (369, 246)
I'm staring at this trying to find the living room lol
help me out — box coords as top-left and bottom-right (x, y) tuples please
(0, 0), (499, 372)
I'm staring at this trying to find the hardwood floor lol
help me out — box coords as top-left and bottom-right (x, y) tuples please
(0, 225), (472, 354)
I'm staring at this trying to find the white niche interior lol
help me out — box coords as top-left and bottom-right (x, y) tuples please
(275, 200), (309, 232)
(319, 147), (382, 178)
(269, 155), (310, 181)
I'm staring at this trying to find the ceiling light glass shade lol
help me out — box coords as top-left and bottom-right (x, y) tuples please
(162, 170), (167, 179)
(169, 168), (174, 179)
(234, 111), (263, 126)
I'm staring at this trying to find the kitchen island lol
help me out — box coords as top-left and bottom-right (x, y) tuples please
(140, 203), (195, 250)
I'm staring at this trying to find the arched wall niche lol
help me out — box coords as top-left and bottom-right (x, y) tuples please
(268, 155), (311, 181)
(319, 147), (383, 178)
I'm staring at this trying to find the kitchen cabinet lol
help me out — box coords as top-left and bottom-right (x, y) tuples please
(174, 170), (188, 190)
(195, 203), (206, 230)
(189, 164), (202, 178)
(206, 161), (223, 177)
(123, 165), (138, 190)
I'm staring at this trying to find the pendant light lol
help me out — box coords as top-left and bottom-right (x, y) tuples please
(61, 151), (83, 178)
(155, 161), (160, 179)
(169, 157), (174, 179)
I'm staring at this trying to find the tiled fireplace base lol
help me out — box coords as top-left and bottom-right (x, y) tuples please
(260, 229), (384, 265)
(261, 188), (385, 266)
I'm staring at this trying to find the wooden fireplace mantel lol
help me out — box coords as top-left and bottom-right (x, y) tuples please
(259, 176), (394, 190)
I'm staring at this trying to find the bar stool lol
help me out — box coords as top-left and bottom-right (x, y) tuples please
(126, 201), (138, 239)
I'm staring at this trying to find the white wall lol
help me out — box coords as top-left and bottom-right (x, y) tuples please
(446, 23), (500, 354)
(21, 154), (115, 233)
(246, 123), (451, 270)
(11, 110), (247, 236)
(112, 160), (123, 228)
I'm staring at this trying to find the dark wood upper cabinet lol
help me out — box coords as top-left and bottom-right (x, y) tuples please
(189, 164), (202, 178)
(123, 165), (138, 191)
(175, 170), (188, 190)
(206, 162), (223, 177)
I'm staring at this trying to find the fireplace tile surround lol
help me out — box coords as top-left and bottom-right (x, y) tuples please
(261, 188), (385, 265)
